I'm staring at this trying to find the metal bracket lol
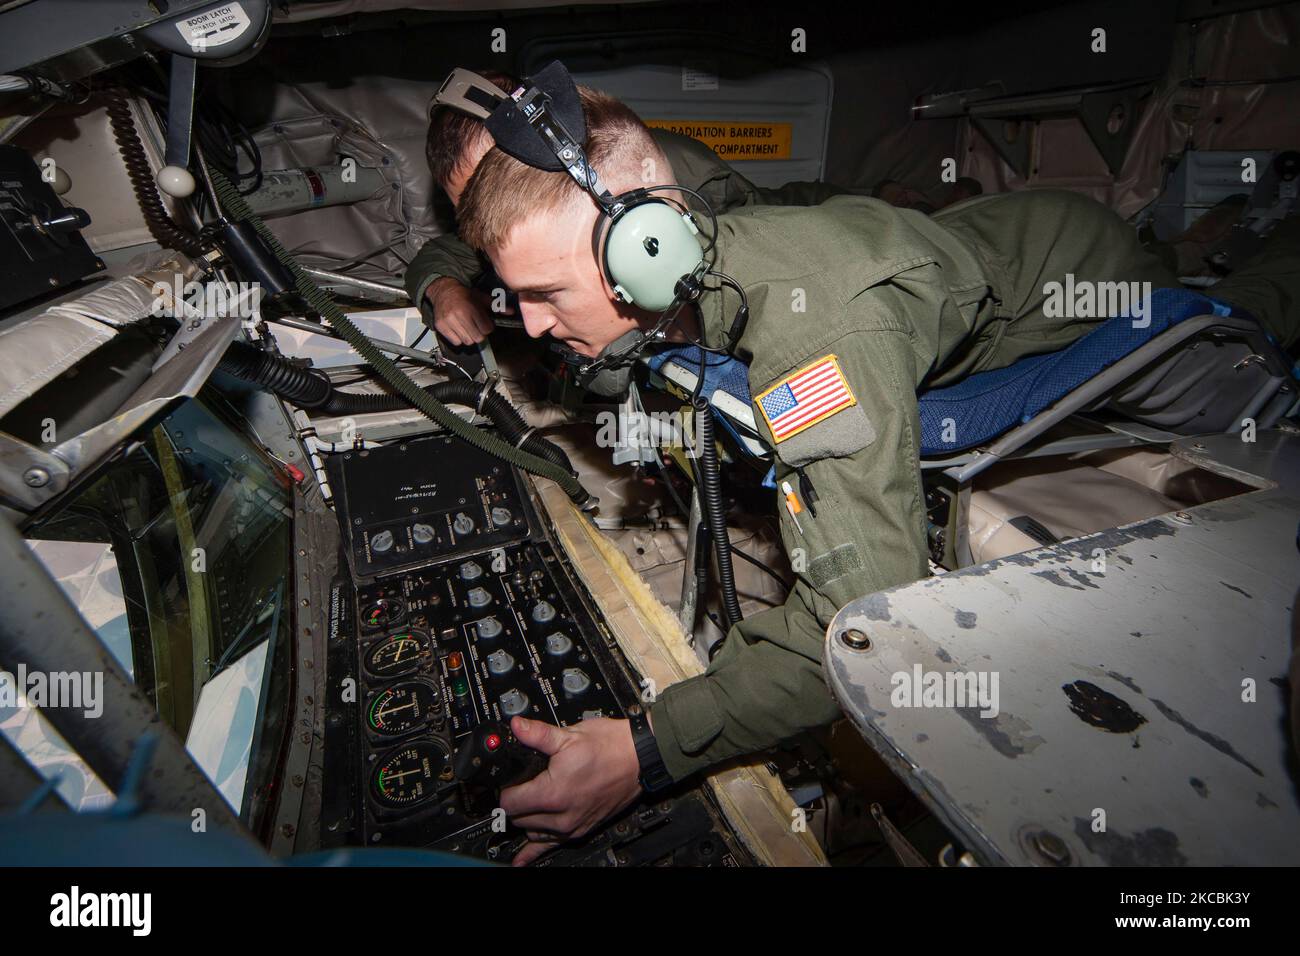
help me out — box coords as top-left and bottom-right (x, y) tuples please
(937, 80), (1155, 178)
(870, 802), (931, 867)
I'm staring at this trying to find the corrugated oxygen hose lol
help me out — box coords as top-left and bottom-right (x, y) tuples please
(218, 341), (577, 475)
(204, 165), (591, 505)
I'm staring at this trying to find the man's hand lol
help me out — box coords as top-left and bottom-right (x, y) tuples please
(499, 715), (642, 867)
(425, 276), (500, 346)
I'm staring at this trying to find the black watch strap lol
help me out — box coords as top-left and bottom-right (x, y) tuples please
(628, 706), (673, 793)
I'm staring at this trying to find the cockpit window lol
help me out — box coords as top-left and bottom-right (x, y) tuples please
(19, 391), (295, 827)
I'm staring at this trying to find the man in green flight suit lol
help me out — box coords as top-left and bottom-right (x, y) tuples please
(446, 78), (1300, 865)
(408, 72), (847, 346)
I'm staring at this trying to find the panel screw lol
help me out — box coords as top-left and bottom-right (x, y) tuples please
(23, 467), (50, 488)
(1028, 830), (1072, 866)
(840, 628), (871, 651)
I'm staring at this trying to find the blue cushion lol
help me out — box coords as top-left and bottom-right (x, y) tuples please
(643, 346), (761, 451)
(644, 346), (755, 408)
(916, 288), (1241, 455)
(643, 288), (1245, 459)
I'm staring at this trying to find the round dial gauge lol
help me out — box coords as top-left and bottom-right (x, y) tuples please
(360, 597), (404, 631)
(367, 682), (440, 737)
(364, 630), (430, 677)
(370, 741), (447, 809)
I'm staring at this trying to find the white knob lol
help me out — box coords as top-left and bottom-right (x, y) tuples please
(156, 165), (196, 198)
(49, 165), (72, 195)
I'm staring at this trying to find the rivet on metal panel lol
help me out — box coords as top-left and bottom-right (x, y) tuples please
(839, 628), (872, 651)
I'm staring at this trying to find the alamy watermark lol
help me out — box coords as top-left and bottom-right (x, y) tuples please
(891, 664), (1000, 718)
(151, 275), (264, 322)
(0, 665), (103, 719)
(50, 886), (150, 936)
(1043, 274), (1153, 328)
(594, 408), (697, 456)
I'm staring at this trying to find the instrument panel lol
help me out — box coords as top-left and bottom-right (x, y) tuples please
(322, 434), (745, 865)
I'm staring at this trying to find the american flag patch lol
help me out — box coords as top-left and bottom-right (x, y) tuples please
(756, 355), (857, 442)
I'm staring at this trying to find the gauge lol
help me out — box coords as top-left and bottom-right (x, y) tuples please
(364, 630), (430, 677)
(370, 740), (447, 809)
(360, 597), (404, 631)
(366, 682), (440, 737)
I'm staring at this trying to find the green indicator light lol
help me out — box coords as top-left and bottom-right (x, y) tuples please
(452, 678), (469, 697)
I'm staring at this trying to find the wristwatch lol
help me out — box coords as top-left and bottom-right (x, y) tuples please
(627, 705), (673, 793)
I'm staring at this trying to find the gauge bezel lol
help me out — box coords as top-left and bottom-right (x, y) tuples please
(362, 627), (431, 679)
(364, 678), (444, 740)
(359, 595), (407, 632)
(368, 738), (451, 813)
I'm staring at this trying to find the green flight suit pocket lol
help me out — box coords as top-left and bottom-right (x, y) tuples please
(659, 677), (725, 754)
(753, 353), (878, 468)
(770, 402), (876, 468)
(767, 331), (931, 618)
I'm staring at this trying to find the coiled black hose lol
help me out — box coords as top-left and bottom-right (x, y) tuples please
(218, 341), (576, 476)
(106, 91), (205, 258)
(693, 399), (743, 631)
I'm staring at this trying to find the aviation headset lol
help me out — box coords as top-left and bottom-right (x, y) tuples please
(433, 62), (749, 387)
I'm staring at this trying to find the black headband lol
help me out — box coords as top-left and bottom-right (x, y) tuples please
(483, 61), (587, 173)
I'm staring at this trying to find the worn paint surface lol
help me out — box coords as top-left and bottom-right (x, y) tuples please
(824, 430), (1300, 866)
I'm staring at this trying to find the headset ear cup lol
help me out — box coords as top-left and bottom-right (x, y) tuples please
(602, 198), (705, 311)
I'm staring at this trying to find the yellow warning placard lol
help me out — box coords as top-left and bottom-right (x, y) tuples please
(645, 120), (792, 160)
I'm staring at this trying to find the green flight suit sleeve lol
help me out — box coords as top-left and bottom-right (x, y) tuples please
(747, 180), (852, 207)
(650, 329), (930, 780)
(1211, 217), (1300, 348)
(402, 232), (487, 309)
(652, 128), (849, 215)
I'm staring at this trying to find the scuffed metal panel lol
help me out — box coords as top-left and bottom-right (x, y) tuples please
(825, 429), (1300, 866)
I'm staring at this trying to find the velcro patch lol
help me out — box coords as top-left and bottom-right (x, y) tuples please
(756, 354), (857, 443)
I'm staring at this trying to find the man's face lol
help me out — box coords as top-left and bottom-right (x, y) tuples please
(487, 196), (645, 358)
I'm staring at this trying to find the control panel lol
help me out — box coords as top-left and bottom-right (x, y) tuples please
(323, 434), (744, 865)
(0, 144), (102, 312)
(329, 436), (531, 581)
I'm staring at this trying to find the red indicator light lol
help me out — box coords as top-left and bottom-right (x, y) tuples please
(447, 652), (463, 671)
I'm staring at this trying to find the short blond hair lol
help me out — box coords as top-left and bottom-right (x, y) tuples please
(457, 86), (666, 251)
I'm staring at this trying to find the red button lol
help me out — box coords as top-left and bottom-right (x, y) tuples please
(485, 733), (501, 752)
